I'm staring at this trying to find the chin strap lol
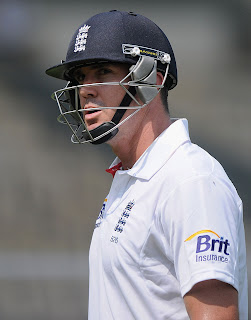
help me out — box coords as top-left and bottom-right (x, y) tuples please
(111, 86), (136, 125)
(81, 86), (137, 144)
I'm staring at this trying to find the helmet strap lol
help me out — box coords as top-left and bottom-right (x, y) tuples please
(111, 86), (136, 125)
(81, 86), (137, 144)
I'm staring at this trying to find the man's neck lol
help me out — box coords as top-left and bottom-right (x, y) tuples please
(109, 109), (172, 169)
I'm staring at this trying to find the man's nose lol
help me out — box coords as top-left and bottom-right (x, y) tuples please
(78, 83), (98, 100)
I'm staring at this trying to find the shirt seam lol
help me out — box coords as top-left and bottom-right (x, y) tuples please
(180, 269), (239, 296)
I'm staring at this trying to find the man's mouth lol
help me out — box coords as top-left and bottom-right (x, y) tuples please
(84, 107), (102, 123)
(85, 108), (101, 115)
(83, 103), (102, 113)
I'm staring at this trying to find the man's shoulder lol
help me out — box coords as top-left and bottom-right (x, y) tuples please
(164, 141), (216, 178)
(159, 141), (237, 197)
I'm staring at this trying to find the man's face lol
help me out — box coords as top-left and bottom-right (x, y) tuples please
(72, 63), (130, 132)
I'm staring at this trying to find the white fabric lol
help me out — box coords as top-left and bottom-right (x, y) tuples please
(88, 119), (248, 320)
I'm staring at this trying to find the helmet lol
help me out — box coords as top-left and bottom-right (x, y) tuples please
(46, 10), (177, 144)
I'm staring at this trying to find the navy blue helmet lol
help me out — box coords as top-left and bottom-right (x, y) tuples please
(46, 10), (177, 144)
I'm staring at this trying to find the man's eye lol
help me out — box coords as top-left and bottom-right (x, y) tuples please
(98, 68), (112, 76)
(75, 73), (85, 83)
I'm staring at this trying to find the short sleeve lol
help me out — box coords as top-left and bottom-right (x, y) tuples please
(160, 174), (242, 297)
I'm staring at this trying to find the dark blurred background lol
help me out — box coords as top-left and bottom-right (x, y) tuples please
(0, 0), (250, 319)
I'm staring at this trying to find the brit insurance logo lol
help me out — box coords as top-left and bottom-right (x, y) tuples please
(74, 24), (91, 53)
(185, 230), (230, 263)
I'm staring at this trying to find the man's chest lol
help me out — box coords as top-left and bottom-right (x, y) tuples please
(90, 190), (160, 271)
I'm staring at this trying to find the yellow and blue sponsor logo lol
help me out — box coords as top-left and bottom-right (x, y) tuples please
(185, 229), (230, 263)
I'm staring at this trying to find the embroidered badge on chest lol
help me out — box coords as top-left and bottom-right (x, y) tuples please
(74, 24), (91, 53)
(114, 200), (135, 233)
(95, 198), (107, 229)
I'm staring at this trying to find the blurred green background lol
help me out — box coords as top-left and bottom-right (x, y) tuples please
(0, 0), (250, 319)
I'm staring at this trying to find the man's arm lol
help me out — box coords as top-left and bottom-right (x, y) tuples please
(184, 279), (239, 320)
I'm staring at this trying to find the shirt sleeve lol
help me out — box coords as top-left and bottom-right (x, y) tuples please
(160, 173), (242, 297)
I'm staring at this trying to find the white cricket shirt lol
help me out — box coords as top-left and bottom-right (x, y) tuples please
(88, 119), (248, 320)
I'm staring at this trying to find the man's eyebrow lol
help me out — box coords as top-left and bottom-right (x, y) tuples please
(90, 64), (106, 70)
(72, 63), (118, 79)
(74, 63), (111, 75)
(90, 63), (114, 69)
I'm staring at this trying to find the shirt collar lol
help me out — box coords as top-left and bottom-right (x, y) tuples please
(108, 118), (191, 180)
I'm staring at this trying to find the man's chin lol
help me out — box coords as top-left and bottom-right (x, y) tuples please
(85, 123), (101, 132)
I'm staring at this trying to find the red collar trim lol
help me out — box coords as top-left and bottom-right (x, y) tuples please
(106, 162), (122, 178)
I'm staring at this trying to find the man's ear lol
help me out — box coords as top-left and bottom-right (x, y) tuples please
(156, 71), (164, 86)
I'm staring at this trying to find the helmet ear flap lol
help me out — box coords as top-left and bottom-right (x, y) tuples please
(130, 56), (159, 104)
